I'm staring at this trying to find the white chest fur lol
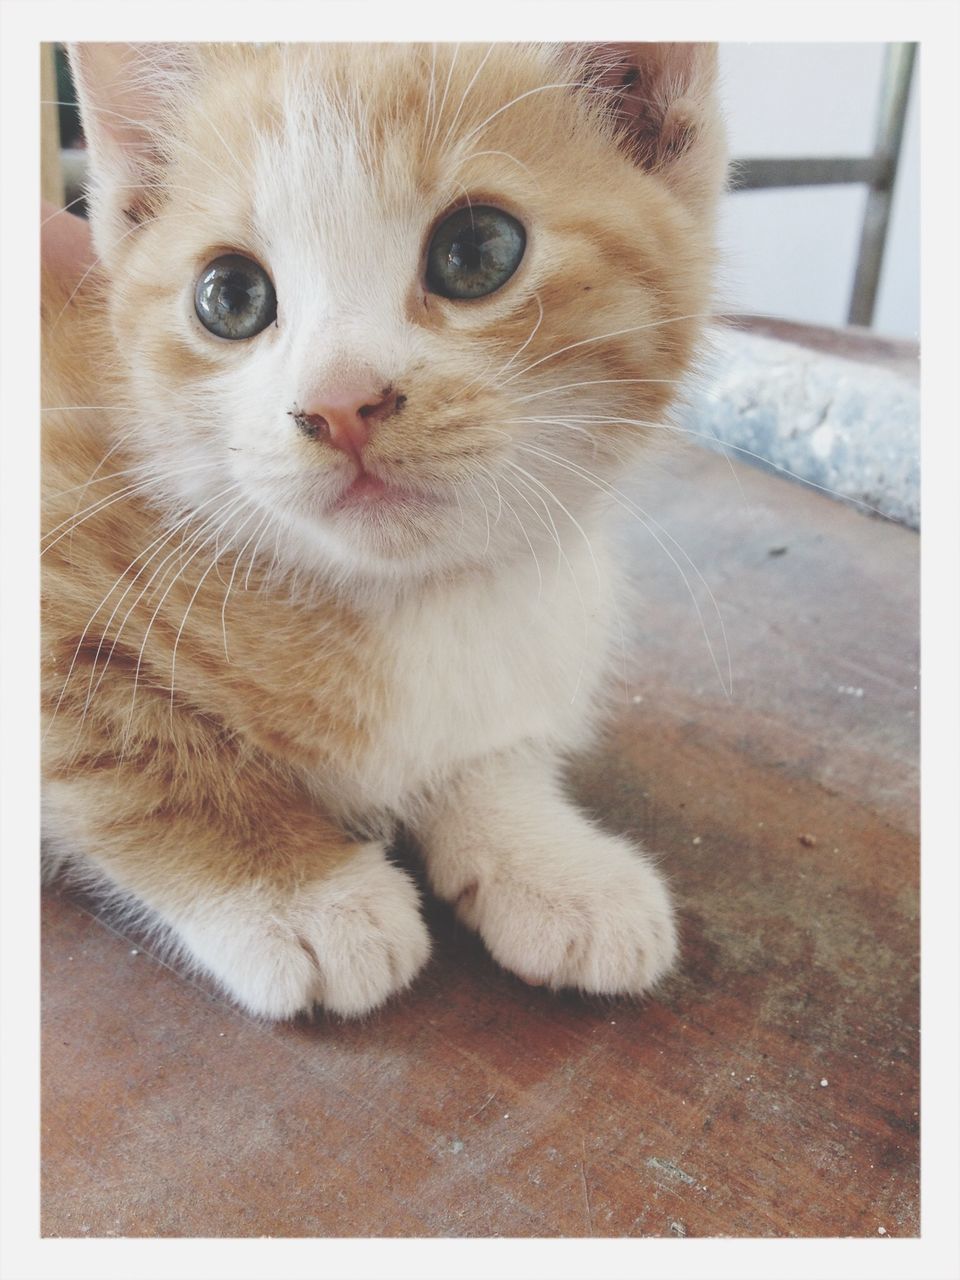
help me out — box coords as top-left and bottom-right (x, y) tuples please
(327, 537), (619, 819)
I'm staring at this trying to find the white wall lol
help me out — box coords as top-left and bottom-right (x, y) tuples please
(716, 43), (919, 340)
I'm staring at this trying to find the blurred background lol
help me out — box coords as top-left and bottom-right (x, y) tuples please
(718, 42), (918, 341)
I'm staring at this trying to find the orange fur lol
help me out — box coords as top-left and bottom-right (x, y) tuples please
(43, 43), (726, 1017)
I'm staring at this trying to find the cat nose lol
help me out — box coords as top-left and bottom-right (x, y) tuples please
(295, 384), (399, 460)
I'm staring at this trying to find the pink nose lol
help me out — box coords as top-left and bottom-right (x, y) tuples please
(295, 384), (399, 460)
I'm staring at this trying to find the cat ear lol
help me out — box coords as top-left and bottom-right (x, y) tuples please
(67, 43), (197, 264)
(570, 42), (725, 214)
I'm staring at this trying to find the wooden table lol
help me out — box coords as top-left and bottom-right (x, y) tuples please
(41, 401), (919, 1238)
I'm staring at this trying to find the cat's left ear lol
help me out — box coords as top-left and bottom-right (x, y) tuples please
(67, 43), (198, 266)
(568, 42), (726, 216)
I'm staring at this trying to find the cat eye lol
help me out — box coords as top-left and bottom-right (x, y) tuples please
(194, 254), (277, 340)
(426, 206), (526, 300)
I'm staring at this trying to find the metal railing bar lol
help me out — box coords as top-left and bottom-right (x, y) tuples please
(847, 42), (917, 327)
(728, 156), (884, 192)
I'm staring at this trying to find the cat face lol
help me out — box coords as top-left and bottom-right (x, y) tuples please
(70, 43), (725, 584)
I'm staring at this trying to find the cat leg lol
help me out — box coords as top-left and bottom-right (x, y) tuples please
(44, 766), (430, 1020)
(414, 747), (677, 996)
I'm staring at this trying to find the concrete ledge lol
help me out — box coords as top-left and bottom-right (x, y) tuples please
(683, 324), (920, 529)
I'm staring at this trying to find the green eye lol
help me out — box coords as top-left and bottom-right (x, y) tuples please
(426, 205), (526, 300)
(195, 254), (277, 339)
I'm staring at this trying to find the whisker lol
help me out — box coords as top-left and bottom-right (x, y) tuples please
(44, 455), (211, 501)
(441, 42), (497, 148)
(49, 207), (225, 333)
(424, 43), (438, 136)
(474, 460), (504, 526)
(64, 426), (140, 517)
(502, 459), (565, 577)
(169, 500), (260, 706)
(75, 514), (209, 726)
(457, 80), (599, 151)
(42, 460), (223, 549)
(43, 477), (159, 545)
(46, 480), (244, 746)
(496, 312), (715, 387)
(242, 511), (277, 592)
(221, 510), (271, 659)
(534, 409), (896, 522)
(466, 475), (493, 556)
(428, 42), (460, 149)
(506, 415), (607, 457)
(40, 180), (235, 225)
(517, 440), (733, 699)
(514, 376), (685, 402)
(517, 408), (747, 504)
(505, 456), (603, 589)
(40, 194), (89, 224)
(452, 483), (467, 543)
(44, 513), (192, 741)
(126, 492), (250, 724)
(452, 148), (540, 185)
(490, 470), (547, 600)
(495, 293), (544, 380)
(75, 485), (247, 725)
(41, 98), (247, 204)
(672, 423), (896, 521)
(501, 459), (593, 702)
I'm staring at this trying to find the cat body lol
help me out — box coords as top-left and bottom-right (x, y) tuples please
(42, 42), (725, 1017)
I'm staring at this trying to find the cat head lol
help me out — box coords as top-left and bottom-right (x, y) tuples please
(69, 42), (726, 586)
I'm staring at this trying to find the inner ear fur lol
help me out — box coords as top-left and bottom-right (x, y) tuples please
(66, 43), (197, 261)
(569, 42), (726, 215)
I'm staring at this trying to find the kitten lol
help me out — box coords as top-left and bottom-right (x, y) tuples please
(42, 42), (726, 1019)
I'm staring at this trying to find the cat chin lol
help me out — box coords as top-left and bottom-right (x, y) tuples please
(275, 503), (486, 586)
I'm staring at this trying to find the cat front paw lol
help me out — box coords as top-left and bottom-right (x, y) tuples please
(438, 829), (677, 997)
(172, 846), (430, 1019)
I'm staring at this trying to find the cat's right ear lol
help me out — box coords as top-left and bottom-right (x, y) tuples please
(67, 43), (196, 267)
(565, 42), (726, 219)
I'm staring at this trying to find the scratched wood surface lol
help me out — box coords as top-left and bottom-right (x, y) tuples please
(41, 436), (919, 1238)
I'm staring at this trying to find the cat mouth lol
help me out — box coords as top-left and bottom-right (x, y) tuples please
(327, 470), (444, 517)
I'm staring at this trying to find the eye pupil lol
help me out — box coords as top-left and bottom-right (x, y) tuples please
(195, 254), (277, 340)
(449, 237), (483, 273)
(427, 205), (525, 300)
(220, 273), (252, 312)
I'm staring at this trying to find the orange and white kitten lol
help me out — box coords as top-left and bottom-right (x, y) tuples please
(42, 43), (725, 1018)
